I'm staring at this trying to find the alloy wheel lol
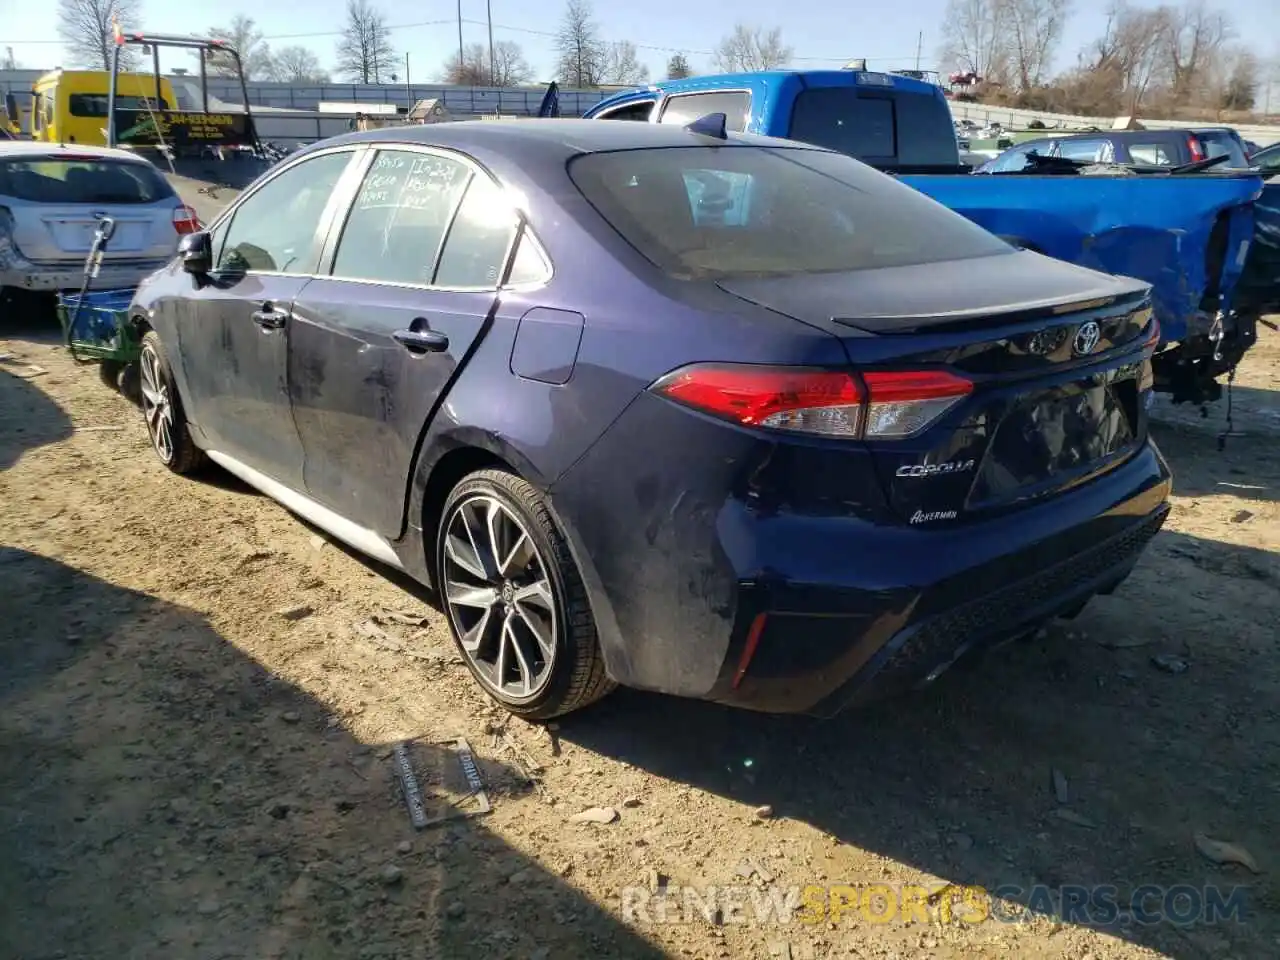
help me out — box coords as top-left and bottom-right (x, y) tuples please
(138, 345), (174, 463)
(441, 494), (558, 702)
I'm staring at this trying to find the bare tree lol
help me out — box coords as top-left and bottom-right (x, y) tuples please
(602, 41), (650, 85)
(555, 0), (607, 87)
(713, 24), (792, 72)
(938, 0), (1007, 82)
(336, 0), (396, 84)
(1086, 1), (1173, 113)
(442, 40), (531, 86)
(1004, 0), (1070, 90)
(443, 43), (491, 85)
(666, 52), (693, 79)
(490, 41), (533, 86)
(271, 45), (330, 83)
(1217, 47), (1258, 110)
(207, 15), (273, 80)
(56, 0), (141, 71)
(1166, 0), (1232, 101)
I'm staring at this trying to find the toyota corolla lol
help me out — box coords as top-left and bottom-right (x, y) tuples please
(127, 118), (1171, 719)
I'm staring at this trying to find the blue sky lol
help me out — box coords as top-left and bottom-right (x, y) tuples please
(6, 0), (1279, 91)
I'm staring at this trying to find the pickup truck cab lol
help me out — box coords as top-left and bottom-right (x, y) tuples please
(586, 70), (1278, 405)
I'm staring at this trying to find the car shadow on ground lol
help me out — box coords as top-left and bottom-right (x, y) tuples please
(0, 366), (73, 471)
(558, 529), (1279, 959)
(0, 549), (667, 959)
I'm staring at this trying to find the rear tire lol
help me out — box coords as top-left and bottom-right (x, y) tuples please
(436, 468), (615, 720)
(138, 331), (204, 475)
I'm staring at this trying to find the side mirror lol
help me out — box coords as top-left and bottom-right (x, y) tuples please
(179, 231), (212, 275)
(3, 92), (18, 128)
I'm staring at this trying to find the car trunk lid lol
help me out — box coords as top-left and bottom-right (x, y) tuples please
(716, 253), (1156, 525)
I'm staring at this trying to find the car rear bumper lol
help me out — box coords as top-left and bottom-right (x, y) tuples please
(714, 497), (1168, 716)
(549, 395), (1173, 716)
(0, 256), (168, 293)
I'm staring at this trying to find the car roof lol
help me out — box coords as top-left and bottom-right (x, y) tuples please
(307, 118), (830, 163)
(0, 141), (157, 164)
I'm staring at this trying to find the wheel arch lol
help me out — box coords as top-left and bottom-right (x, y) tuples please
(414, 428), (553, 579)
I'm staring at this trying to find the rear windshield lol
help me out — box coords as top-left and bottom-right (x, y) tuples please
(1197, 131), (1250, 168)
(787, 87), (961, 171)
(69, 94), (168, 117)
(568, 145), (1010, 279)
(0, 157), (173, 203)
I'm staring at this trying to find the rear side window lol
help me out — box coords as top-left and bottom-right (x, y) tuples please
(788, 87), (959, 169)
(0, 157), (173, 203)
(1126, 142), (1175, 165)
(330, 149), (471, 286)
(659, 91), (751, 131)
(434, 174), (520, 288)
(569, 145), (1010, 279)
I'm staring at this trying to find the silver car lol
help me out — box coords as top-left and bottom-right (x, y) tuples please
(0, 142), (196, 294)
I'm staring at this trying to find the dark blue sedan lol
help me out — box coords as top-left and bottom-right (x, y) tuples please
(128, 119), (1172, 719)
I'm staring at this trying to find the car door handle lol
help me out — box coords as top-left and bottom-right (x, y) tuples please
(392, 328), (449, 354)
(251, 306), (289, 330)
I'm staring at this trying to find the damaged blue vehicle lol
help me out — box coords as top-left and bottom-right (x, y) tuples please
(585, 69), (1280, 405)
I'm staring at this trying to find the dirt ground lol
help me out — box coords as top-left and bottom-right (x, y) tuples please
(3, 240), (1279, 957)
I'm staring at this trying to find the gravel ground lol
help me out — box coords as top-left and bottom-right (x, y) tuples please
(1, 177), (1277, 959)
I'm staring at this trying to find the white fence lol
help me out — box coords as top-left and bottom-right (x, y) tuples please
(5, 68), (1278, 146)
(948, 100), (1280, 146)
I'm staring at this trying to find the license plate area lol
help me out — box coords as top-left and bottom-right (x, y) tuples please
(968, 367), (1139, 506)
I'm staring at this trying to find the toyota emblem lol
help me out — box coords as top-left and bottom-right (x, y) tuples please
(1073, 320), (1102, 356)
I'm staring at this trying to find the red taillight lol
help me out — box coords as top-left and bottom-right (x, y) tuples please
(172, 203), (200, 234)
(1143, 314), (1161, 352)
(651, 364), (864, 437)
(649, 363), (973, 440)
(1187, 135), (1206, 163)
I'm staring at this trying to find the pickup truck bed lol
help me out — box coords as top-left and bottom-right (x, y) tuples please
(584, 70), (1277, 403)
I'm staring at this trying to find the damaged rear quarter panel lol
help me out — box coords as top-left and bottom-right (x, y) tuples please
(905, 174), (1264, 343)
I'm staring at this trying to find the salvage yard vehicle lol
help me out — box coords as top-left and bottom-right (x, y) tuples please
(126, 120), (1172, 719)
(0, 141), (198, 296)
(585, 70), (1280, 405)
(975, 127), (1253, 171)
(22, 69), (181, 147)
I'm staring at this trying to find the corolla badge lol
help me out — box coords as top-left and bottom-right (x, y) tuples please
(895, 458), (975, 478)
(1072, 320), (1102, 356)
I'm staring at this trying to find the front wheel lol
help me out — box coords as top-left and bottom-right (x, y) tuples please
(138, 331), (204, 475)
(436, 468), (614, 720)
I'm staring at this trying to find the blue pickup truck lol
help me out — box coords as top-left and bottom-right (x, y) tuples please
(584, 70), (1280, 404)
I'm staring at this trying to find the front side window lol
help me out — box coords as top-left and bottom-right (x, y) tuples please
(329, 149), (472, 286)
(599, 100), (656, 122)
(69, 94), (162, 118)
(217, 150), (352, 274)
(988, 143), (1043, 173)
(659, 92), (751, 132)
(569, 145), (1011, 279)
